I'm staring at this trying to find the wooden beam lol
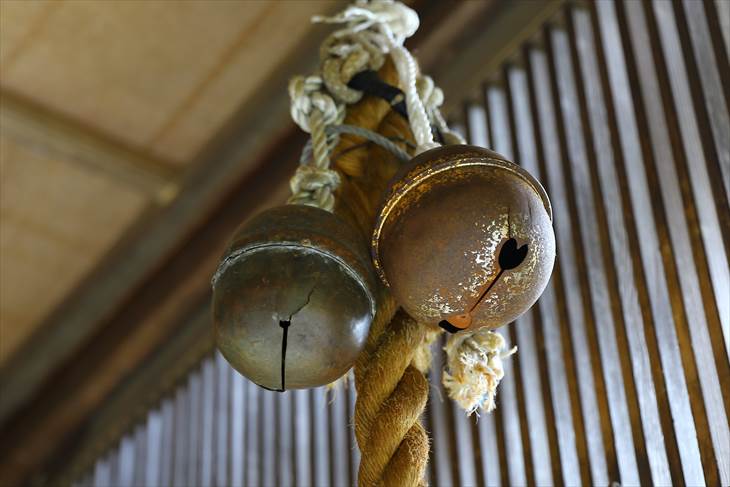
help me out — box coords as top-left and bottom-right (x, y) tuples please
(0, 89), (178, 198)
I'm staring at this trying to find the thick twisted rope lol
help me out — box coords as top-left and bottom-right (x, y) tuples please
(355, 307), (430, 487)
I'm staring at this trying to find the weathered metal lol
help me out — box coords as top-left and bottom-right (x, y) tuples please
(372, 144), (555, 332)
(212, 204), (377, 390)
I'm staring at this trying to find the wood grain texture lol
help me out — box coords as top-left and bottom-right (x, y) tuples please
(0, 0), (336, 163)
(0, 133), (149, 363)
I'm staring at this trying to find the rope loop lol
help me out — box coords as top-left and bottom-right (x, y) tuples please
(289, 75), (343, 132)
(320, 33), (385, 104)
(416, 75), (444, 112)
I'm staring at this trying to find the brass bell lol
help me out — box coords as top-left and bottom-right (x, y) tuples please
(372, 144), (555, 332)
(212, 204), (377, 390)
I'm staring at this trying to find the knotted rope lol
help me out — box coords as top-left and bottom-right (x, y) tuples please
(288, 75), (343, 211)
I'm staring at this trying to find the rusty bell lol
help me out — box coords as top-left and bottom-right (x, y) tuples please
(372, 144), (555, 332)
(212, 204), (377, 391)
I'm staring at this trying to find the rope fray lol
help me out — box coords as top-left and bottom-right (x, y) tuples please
(442, 329), (517, 415)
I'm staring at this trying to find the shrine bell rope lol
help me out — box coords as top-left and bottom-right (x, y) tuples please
(287, 1), (515, 485)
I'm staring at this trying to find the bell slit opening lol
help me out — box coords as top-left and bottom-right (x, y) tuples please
(279, 319), (291, 392)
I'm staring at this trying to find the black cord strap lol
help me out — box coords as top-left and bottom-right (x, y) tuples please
(348, 70), (409, 119)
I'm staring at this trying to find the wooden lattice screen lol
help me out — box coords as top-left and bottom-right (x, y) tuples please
(72, 1), (728, 485)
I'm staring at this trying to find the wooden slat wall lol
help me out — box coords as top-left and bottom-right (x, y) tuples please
(74, 1), (729, 485)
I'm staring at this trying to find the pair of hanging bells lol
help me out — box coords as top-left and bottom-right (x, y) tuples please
(213, 145), (555, 390)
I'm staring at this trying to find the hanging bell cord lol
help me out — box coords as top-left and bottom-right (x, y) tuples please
(299, 124), (412, 165)
(287, 75), (344, 211)
(313, 0), (438, 154)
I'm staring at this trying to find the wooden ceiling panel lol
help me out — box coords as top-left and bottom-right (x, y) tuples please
(149, 1), (336, 162)
(0, 0), (336, 164)
(0, 0), (51, 62)
(0, 134), (149, 364)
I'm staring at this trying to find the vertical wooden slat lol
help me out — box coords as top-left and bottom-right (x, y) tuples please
(523, 44), (587, 487)
(294, 388), (312, 486)
(592, 1), (706, 483)
(186, 370), (202, 485)
(311, 387), (331, 487)
(214, 353), (230, 486)
(145, 409), (163, 487)
(159, 398), (175, 487)
(230, 368), (245, 487)
(93, 453), (111, 487)
(108, 446), (121, 487)
(570, 6), (675, 485)
(132, 424), (147, 486)
(329, 386), (350, 487)
(245, 380), (260, 487)
(426, 341), (457, 487)
(715, 0), (730, 53)
(172, 386), (188, 487)
(678, 0), (730, 218)
(260, 390), (276, 487)
(200, 358), (215, 487)
(347, 378), (360, 486)
(118, 435), (135, 487)
(277, 391), (294, 487)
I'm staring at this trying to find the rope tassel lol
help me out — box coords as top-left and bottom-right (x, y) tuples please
(443, 329), (517, 414)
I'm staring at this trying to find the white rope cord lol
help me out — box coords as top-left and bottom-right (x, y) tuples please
(417, 75), (466, 145)
(299, 124), (412, 165)
(288, 76), (343, 211)
(389, 45), (438, 153)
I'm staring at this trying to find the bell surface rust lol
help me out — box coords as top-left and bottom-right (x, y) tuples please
(212, 204), (377, 391)
(372, 144), (555, 332)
